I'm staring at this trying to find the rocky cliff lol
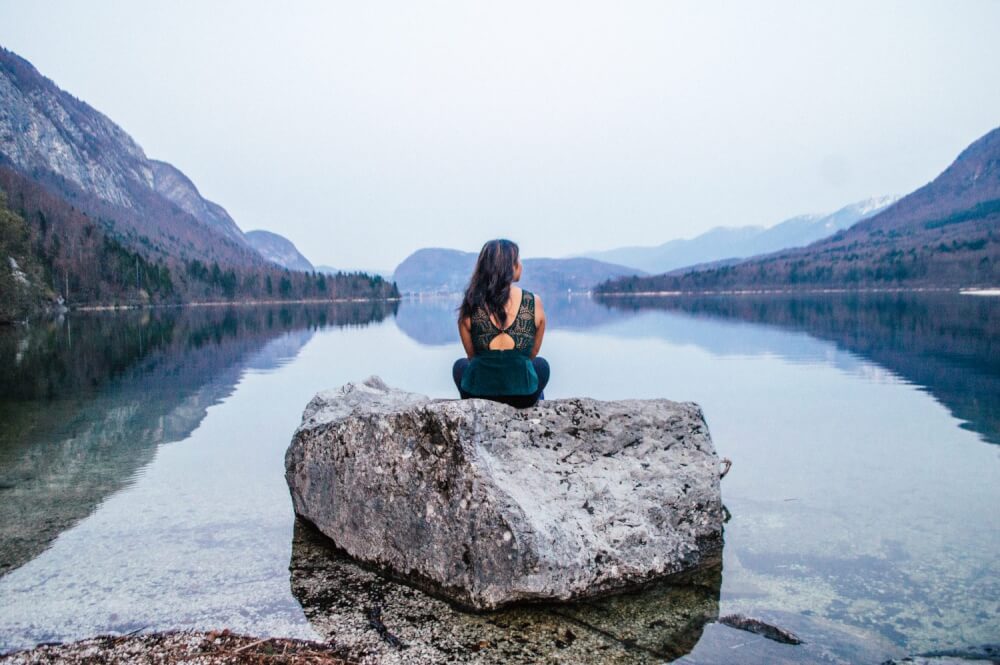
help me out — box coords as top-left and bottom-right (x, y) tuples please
(0, 46), (256, 267)
(0, 45), (398, 307)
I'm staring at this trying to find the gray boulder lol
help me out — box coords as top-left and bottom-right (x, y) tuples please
(284, 376), (724, 611)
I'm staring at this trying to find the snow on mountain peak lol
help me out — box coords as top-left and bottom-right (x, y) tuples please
(855, 194), (901, 215)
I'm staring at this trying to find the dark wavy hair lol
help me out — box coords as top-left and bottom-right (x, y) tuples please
(459, 239), (520, 327)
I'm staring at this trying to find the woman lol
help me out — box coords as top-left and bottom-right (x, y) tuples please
(452, 239), (549, 408)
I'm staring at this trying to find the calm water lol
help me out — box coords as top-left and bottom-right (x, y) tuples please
(0, 294), (997, 662)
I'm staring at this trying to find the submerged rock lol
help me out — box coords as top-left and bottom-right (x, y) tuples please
(285, 376), (724, 611)
(718, 613), (803, 644)
(289, 517), (722, 664)
(0, 630), (351, 664)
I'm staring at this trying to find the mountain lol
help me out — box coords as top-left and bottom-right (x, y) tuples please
(393, 248), (643, 294)
(583, 196), (898, 274)
(150, 160), (247, 246)
(599, 127), (1000, 293)
(0, 45), (396, 315)
(245, 230), (314, 272)
(0, 47), (257, 267)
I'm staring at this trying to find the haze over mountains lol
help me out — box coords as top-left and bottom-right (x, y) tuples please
(599, 126), (1000, 293)
(0, 46), (394, 320)
(390, 170), (991, 294)
(390, 197), (903, 294)
(583, 196), (899, 275)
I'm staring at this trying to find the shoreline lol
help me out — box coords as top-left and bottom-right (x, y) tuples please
(595, 286), (1000, 297)
(70, 296), (402, 313)
(42, 287), (1000, 314)
(0, 296), (402, 326)
(0, 630), (355, 664)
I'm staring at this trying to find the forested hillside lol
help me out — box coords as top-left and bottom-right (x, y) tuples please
(0, 167), (395, 322)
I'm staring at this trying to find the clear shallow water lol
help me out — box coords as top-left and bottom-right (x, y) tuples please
(0, 294), (997, 661)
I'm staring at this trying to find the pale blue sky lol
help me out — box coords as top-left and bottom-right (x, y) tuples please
(1, 1), (999, 270)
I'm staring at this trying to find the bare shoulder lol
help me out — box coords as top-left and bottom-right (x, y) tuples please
(511, 284), (523, 302)
(533, 292), (545, 322)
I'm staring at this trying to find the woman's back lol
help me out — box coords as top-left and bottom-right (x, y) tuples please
(454, 239), (549, 407)
(469, 288), (536, 355)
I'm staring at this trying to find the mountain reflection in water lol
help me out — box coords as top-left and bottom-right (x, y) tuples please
(0, 302), (396, 576)
(393, 294), (633, 347)
(596, 291), (1000, 445)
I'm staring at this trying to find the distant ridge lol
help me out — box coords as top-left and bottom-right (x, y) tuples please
(393, 248), (643, 294)
(583, 196), (898, 275)
(245, 230), (314, 272)
(598, 126), (1000, 293)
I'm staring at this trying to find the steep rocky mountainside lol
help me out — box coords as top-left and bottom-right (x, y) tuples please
(245, 230), (314, 272)
(600, 127), (1000, 292)
(0, 46), (258, 267)
(0, 45), (397, 308)
(392, 247), (643, 294)
(584, 196), (898, 275)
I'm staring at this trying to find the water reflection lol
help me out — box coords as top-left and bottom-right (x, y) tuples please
(596, 292), (1000, 445)
(0, 293), (995, 660)
(0, 302), (396, 576)
(394, 295), (632, 346)
(289, 518), (721, 663)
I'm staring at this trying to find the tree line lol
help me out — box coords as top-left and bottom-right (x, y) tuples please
(0, 166), (398, 322)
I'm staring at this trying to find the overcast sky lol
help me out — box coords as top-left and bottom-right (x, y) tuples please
(1, 1), (999, 271)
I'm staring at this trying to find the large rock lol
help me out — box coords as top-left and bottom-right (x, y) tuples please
(284, 377), (724, 611)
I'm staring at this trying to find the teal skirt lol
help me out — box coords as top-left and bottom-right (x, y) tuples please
(459, 350), (539, 397)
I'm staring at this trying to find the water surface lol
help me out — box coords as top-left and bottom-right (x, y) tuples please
(0, 293), (997, 662)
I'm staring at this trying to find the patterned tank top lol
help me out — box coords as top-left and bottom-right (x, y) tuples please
(470, 290), (537, 355)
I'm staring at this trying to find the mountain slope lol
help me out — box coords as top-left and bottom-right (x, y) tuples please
(598, 127), (1000, 293)
(245, 230), (315, 272)
(584, 196), (897, 274)
(0, 47), (261, 268)
(150, 160), (247, 246)
(0, 45), (398, 307)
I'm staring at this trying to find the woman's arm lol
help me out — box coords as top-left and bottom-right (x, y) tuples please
(530, 295), (546, 359)
(458, 316), (475, 359)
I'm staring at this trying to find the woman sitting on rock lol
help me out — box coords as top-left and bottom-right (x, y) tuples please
(453, 239), (549, 408)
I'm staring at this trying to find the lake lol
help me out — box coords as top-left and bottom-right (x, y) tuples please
(0, 293), (997, 663)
